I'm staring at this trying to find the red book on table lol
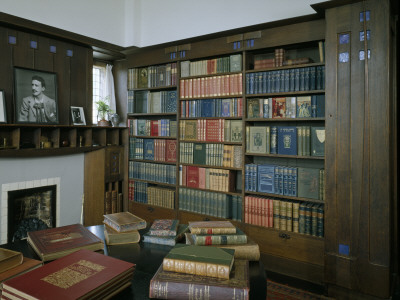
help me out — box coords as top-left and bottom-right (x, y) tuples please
(1, 249), (135, 300)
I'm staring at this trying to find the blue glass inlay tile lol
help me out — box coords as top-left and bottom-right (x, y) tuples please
(250, 39), (254, 47)
(339, 244), (350, 255)
(339, 52), (349, 63)
(366, 30), (371, 40)
(237, 41), (241, 49)
(360, 12), (364, 22)
(360, 30), (371, 42)
(365, 10), (370, 21)
(359, 50), (365, 60)
(50, 45), (56, 53)
(368, 49), (371, 59)
(30, 41), (37, 49)
(66, 49), (73, 57)
(339, 33), (350, 44)
(233, 42), (237, 50)
(8, 35), (16, 44)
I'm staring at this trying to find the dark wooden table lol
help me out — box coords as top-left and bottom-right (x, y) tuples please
(0, 225), (267, 299)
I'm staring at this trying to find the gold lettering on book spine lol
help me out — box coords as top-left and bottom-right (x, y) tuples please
(41, 260), (105, 289)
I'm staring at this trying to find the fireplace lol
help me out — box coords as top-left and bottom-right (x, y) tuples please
(7, 185), (56, 243)
(1, 177), (61, 244)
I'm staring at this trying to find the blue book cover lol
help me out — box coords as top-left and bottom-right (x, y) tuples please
(143, 139), (154, 160)
(202, 99), (215, 117)
(311, 95), (325, 118)
(274, 166), (280, 195)
(166, 90), (177, 113)
(270, 126), (278, 154)
(277, 126), (297, 155)
(221, 99), (232, 117)
(257, 164), (275, 194)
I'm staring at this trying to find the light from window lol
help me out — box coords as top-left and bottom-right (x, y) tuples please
(92, 66), (105, 124)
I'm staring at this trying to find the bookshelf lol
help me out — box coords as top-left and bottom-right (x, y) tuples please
(127, 62), (178, 215)
(125, 1), (397, 297)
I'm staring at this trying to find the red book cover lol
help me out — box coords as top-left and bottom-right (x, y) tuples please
(150, 120), (159, 136)
(205, 119), (221, 142)
(27, 224), (104, 262)
(186, 166), (199, 188)
(272, 97), (286, 118)
(2, 249), (135, 300)
(198, 167), (206, 189)
(180, 80), (185, 99)
(166, 140), (177, 162)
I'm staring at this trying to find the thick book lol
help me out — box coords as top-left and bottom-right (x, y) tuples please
(149, 259), (249, 299)
(0, 257), (42, 289)
(1, 249), (135, 300)
(277, 126), (298, 155)
(104, 225), (140, 245)
(103, 211), (147, 232)
(248, 126), (267, 154)
(143, 224), (188, 246)
(165, 139), (177, 162)
(185, 228), (247, 246)
(27, 224), (104, 262)
(311, 126), (325, 156)
(297, 167), (321, 200)
(162, 244), (235, 279)
(188, 221), (236, 235)
(0, 249), (23, 274)
(185, 234), (260, 261)
(147, 219), (180, 237)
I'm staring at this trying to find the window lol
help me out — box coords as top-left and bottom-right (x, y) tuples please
(92, 64), (106, 124)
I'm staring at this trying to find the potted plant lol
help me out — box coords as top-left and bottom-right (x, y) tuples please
(96, 97), (111, 126)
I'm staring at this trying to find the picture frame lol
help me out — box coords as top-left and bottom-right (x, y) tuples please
(14, 67), (58, 124)
(70, 106), (86, 125)
(0, 90), (6, 123)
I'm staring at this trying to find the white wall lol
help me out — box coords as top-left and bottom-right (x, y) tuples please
(0, 0), (323, 48)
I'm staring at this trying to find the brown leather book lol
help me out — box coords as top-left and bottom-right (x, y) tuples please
(2, 249), (135, 299)
(27, 224), (104, 262)
(150, 259), (249, 299)
(0, 249), (23, 274)
(0, 257), (42, 289)
(103, 211), (146, 233)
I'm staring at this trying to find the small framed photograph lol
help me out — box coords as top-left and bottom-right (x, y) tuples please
(71, 106), (86, 125)
(14, 67), (58, 124)
(0, 90), (6, 123)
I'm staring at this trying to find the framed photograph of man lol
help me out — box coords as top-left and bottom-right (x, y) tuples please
(14, 67), (58, 124)
(71, 106), (86, 125)
(0, 90), (6, 123)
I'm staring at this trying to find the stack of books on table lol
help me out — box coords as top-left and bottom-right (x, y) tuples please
(1, 249), (135, 300)
(185, 220), (260, 261)
(27, 223), (105, 262)
(103, 211), (147, 245)
(149, 244), (250, 299)
(0, 248), (42, 290)
(142, 219), (188, 246)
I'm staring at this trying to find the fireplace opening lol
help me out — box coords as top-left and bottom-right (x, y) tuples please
(7, 185), (57, 243)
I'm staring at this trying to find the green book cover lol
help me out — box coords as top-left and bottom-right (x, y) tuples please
(230, 54), (242, 72)
(165, 244), (235, 267)
(297, 167), (320, 200)
(193, 143), (206, 165)
(249, 126), (267, 154)
(311, 126), (325, 156)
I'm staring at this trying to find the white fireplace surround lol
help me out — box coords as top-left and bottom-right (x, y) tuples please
(1, 177), (61, 244)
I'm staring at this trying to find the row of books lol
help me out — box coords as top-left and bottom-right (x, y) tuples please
(129, 138), (177, 162)
(244, 196), (324, 237)
(245, 164), (325, 200)
(128, 63), (178, 89)
(179, 165), (236, 193)
(246, 65), (325, 95)
(179, 119), (243, 142)
(246, 125), (325, 157)
(127, 90), (177, 114)
(128, 119), (177, 137)
(247, 95), (325, 119)
(179, 188), (242, 221)
(129, 181), (179, 209)
(180, 97), (243, 118)
(180, 54), (242, 77)
(104, 190), (123, 214)
(129, 161), (177, 185)
(180, 142), (242, 168)
(179, 73), (243, 99)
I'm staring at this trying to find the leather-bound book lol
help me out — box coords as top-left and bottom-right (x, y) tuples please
(27, 224), (104, 262)
(103, 211), (146, 233)
(0, 248), (23, 274)
(2, 249), (135, 300)
(0, 257), (42, 289)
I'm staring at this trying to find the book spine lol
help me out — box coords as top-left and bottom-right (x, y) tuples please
(192, 234), (247, 246)
(163, 258), (230, 279)
(149, 279), (249, 299)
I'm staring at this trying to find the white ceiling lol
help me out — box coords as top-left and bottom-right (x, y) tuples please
(0, 0), (326, 47)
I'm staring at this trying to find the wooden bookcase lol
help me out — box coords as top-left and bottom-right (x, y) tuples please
(124, 1), (398, 298)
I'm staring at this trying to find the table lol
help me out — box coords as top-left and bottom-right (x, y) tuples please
(0, 225), (267, 299)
